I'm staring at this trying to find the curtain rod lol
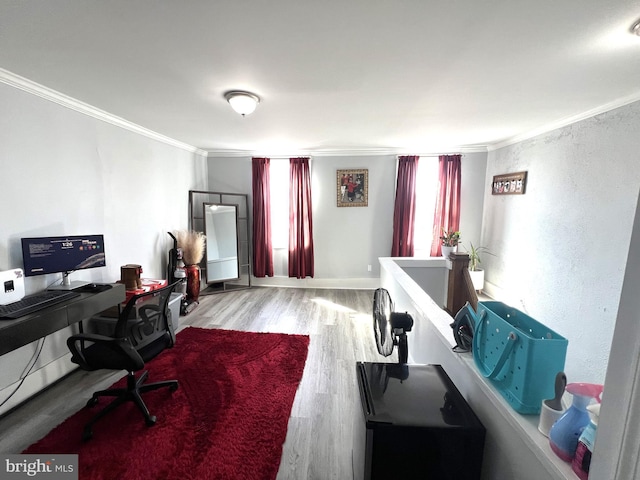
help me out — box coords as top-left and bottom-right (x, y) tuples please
(398, 153), (465, 158)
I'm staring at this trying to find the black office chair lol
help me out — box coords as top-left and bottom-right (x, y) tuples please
(67, 281), (180, 441)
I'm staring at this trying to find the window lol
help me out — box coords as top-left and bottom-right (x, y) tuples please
(269, 158), (290, 249)
(413, 156), (439, 257)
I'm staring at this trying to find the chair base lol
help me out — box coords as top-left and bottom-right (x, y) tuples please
(82, 370), (178, 441)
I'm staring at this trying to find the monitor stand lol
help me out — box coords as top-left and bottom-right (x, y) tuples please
(49, 280), (90, 291)
(48, 272), (89, 291)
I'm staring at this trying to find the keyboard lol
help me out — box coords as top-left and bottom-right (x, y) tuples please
(0, 290), (81, 319)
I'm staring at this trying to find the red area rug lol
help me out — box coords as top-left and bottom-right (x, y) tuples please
(24, 327), (310, 480)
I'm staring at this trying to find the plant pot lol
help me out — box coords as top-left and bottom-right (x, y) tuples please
(441, 245), (457, 259)
(469, 268), (485, 293)
(185, 264), (201, 302)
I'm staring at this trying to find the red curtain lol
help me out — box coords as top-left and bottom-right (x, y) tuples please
(430, 154), (462, 256)
(252, 157), (274, 277)
(391, 155), (419, 256)
(288, 157), (314, 278)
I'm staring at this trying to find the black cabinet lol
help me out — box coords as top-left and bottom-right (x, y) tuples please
(353, 362), (485, 479)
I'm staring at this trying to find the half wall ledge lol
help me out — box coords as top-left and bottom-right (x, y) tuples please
(379, 257), (575, 480)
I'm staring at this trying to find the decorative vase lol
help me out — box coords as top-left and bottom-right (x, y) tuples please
(185, 264), (201, 302)
(441, 245), (456, 259)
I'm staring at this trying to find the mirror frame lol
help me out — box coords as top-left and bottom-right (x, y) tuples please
(203, 202), (240, 283)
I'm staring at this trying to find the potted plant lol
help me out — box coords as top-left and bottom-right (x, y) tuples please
(464, 242), (494, 293)
(440, 229), (461, 258)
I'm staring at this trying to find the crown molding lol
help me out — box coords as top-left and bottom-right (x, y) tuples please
(206, 144), (488, 158)
(206, 148), (401, 158)
(488, 91), (640, 151)
(0, 68), (208, 157)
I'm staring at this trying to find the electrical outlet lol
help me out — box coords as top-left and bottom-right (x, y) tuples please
(367, 264), (372, 272)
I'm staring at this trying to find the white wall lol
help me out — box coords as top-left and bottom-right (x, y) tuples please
(0, 80), (208, 413)
(310, 155), (396, 279)
(481, 100), (640, 385)
(207, 152), (487, 284)
(591, 193), (640, 480)
(459, 151), (488, 251)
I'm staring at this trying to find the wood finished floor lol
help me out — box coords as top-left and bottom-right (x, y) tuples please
(0, 287), (390, 479)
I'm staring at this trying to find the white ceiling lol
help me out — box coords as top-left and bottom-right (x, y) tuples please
(1, 1), (639, 155)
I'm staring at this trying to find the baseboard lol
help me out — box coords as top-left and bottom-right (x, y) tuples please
(481, 280), (501, 300)
(251, 276), (380, 290)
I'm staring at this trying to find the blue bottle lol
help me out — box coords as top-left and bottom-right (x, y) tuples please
(571, 403), (600, 480)
(549, 383), (603, 462)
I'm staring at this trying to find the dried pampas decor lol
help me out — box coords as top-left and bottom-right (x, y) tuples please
(174, 230), (206, 266)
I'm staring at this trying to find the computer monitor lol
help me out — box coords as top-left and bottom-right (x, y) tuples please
(21, 235), (106, 288)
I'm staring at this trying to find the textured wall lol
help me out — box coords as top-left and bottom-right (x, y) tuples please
(482, 101), (640, 384)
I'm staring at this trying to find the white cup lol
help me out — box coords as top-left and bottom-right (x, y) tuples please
(538, 401), (565, 437)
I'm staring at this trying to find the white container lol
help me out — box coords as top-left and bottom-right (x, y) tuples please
(538, 401), (565, 437)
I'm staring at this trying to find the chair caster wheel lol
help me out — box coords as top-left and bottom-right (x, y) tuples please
(145, 415), (157, 427)
(170, 383), (178, 392)
(82, 428), (93, 442)
(86, 397), (98, 408)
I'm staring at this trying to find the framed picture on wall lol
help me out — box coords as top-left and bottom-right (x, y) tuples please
(492, 171), (527, 195)
(337, 169), (368, 207)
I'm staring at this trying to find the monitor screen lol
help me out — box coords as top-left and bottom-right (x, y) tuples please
(21, 235), (106, 277)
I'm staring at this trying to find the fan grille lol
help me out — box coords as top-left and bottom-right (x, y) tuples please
(373, 288), (394, 356)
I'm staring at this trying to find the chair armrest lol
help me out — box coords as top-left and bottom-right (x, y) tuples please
(68, 332), (118, 344)
(67, 332), (143, 371)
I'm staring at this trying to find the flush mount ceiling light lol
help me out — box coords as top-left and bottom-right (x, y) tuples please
(224, 90), (260, 116)
(632, 19), (640, 36)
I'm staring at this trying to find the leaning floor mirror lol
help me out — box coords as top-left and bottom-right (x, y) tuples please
(203, 203), (240, 283)
(189, 190), (251, 294)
